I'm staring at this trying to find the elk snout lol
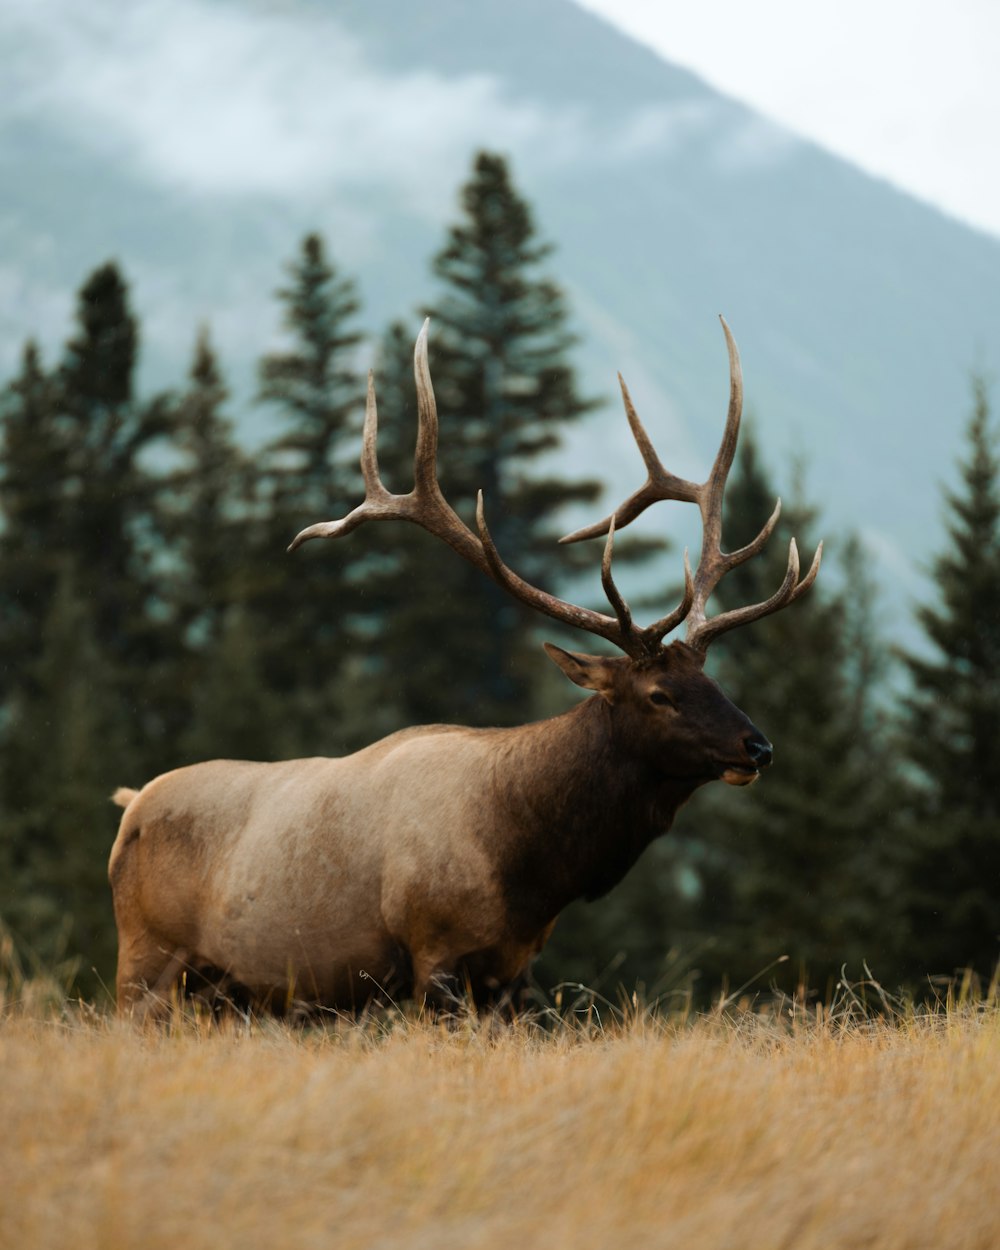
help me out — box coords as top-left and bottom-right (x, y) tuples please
(745, 733), (773, 770)
(720, 730), (773, 786)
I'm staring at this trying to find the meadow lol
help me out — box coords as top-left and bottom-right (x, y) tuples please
(2, 960), (999, 1250)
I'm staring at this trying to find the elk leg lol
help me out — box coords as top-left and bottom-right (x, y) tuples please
(116, 932), (191, 1020)
(411, 949), (464, 1012)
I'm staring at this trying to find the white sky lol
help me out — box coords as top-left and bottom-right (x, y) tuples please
(574, 0), (1000, 240)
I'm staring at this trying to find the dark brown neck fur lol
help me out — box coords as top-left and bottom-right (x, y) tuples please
(481, 696), (702, 936)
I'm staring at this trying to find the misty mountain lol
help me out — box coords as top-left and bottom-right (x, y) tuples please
(3, 0), (1000, 637)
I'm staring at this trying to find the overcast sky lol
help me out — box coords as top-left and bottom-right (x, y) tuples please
(574, 0), (1000, 240)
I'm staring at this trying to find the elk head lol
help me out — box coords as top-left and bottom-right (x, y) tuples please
(289, 318), (821, 788)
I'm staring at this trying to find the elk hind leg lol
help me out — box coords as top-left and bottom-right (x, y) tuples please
(115, 929), (191, 1021)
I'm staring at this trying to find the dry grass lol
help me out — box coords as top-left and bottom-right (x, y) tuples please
(2, 973), (999, 1250)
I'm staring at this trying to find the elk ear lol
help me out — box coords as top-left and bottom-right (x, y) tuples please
(543, 643), (621, 702)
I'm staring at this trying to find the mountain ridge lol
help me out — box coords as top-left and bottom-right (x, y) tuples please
(2, 0), (999, 634)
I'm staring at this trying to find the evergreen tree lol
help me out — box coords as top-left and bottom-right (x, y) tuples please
(0, 344), (67, 960)
(259, 232), (363, 518)
(0, 342), (65, 693)
(351, 319), (506, 731)
(253, 234), (365, 755)
(157, 329), (282, 764)
(540, 430), (902, 1001)
(899, 378), (1000, 982)
(0, 264), (173, 987)
(165, 328), (245, 641)
(0, 569), (127, 984)
(58, 263), (168, 669)
(373, 152), (604, 728)
(683, 433), (900, 994)
(179, 605), (287, 764)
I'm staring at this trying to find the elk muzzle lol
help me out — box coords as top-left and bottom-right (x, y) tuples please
(720, 730), (773, 787)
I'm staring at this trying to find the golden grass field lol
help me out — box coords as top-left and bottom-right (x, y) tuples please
(2, 967), (999, 1250)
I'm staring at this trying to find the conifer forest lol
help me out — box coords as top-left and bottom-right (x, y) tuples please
(2, 151), (998, 1005)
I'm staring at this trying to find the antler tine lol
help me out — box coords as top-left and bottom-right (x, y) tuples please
(681, 316), (748, 621)
(560, 372), (699, 545)
(359, 369), (383, 493)
(684, 498), (782, 639)
(688, 537), (799, 652)
(291, 318), (821, 659)
(288, 371), (392, 552)
(290, 319), (487, 567)
(557, 317), (820, 651)
(728, 497), (782, 569)
(789, 539), (823, 602)
(291, 318), (656, 659)
(687, 538), (824, 653)
(475, 492), (643, 654)
(600, 517), (633, 639)
(647, 548), (694, 646)
(699, 316), (743, 552)
(412, 318), (443, 500)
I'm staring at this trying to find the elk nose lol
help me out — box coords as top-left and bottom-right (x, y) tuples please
(745, 733), (773, 770)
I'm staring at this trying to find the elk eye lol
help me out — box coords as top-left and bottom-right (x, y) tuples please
(649, 691), (674, 708)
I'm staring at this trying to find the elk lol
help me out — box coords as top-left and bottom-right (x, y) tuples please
(109, 318), (821, 1016)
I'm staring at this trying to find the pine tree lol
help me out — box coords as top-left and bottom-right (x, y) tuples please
(252, 234), (366, 755)
(58, 263), (168, 668)
(0, 264), (173, 986)
(179, 605), (287, 764)
(372, 152), (604, 728)
(0, 342), (65, 693)
(683, 433), (900, 994)
(164, 328), (245, 640)
(259, 232), (363, 519)
(0, 570), (127, 984)
(899, 378), (1000, 982)
(156, 329), (284, 764)
(541, 430), (902, 1001)
(0, 343), (68, 961)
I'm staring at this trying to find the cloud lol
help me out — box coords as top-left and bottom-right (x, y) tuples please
(1, 0), (752, 214)
(710, 115), (799, 173)
(5, 0), (525, 211)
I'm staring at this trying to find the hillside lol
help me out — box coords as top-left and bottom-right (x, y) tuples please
(3, 0), (1000, 631)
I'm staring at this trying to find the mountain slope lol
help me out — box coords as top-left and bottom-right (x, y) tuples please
(3, 0), (999, 632)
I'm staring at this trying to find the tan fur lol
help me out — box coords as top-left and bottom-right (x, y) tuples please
(109, 644), (771, 1017)
(110, 726), (542, 1014)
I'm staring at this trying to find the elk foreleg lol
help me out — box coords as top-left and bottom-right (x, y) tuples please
(411, 949), (465, 1012)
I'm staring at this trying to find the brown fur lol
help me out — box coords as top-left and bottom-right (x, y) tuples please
(109, 643), (770, 1016)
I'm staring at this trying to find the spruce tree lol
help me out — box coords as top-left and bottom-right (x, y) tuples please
(0, 343), (67, 960)
(541, 430), (901, 1001)
(157, 329), (283, 764)
(259, 232), (363, 517)
(373, 152), (603, 728)
(254, 234), (366, 754)
(684, 433), (900, 994)
(164, 328), (244, 641)
(0, 342), (65, 694)
(900, 378), (1000, 982)
(58, 263), (167, 667)
(0, 264), (172, 986)
(0, 570), (126, 982)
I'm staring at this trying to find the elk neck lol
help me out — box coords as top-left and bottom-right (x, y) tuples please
(482, 694), (701, 933)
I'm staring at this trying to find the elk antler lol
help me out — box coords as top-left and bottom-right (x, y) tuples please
(289, 321), (687, 660)
(560, 316), (822, 652)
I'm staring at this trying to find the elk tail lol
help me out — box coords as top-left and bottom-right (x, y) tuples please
(111, 787), (139, 809)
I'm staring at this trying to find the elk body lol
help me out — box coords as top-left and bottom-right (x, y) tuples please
(109, 319), (820, 1016)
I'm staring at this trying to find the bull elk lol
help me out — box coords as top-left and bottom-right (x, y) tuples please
(109, 318), (821, 1016)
